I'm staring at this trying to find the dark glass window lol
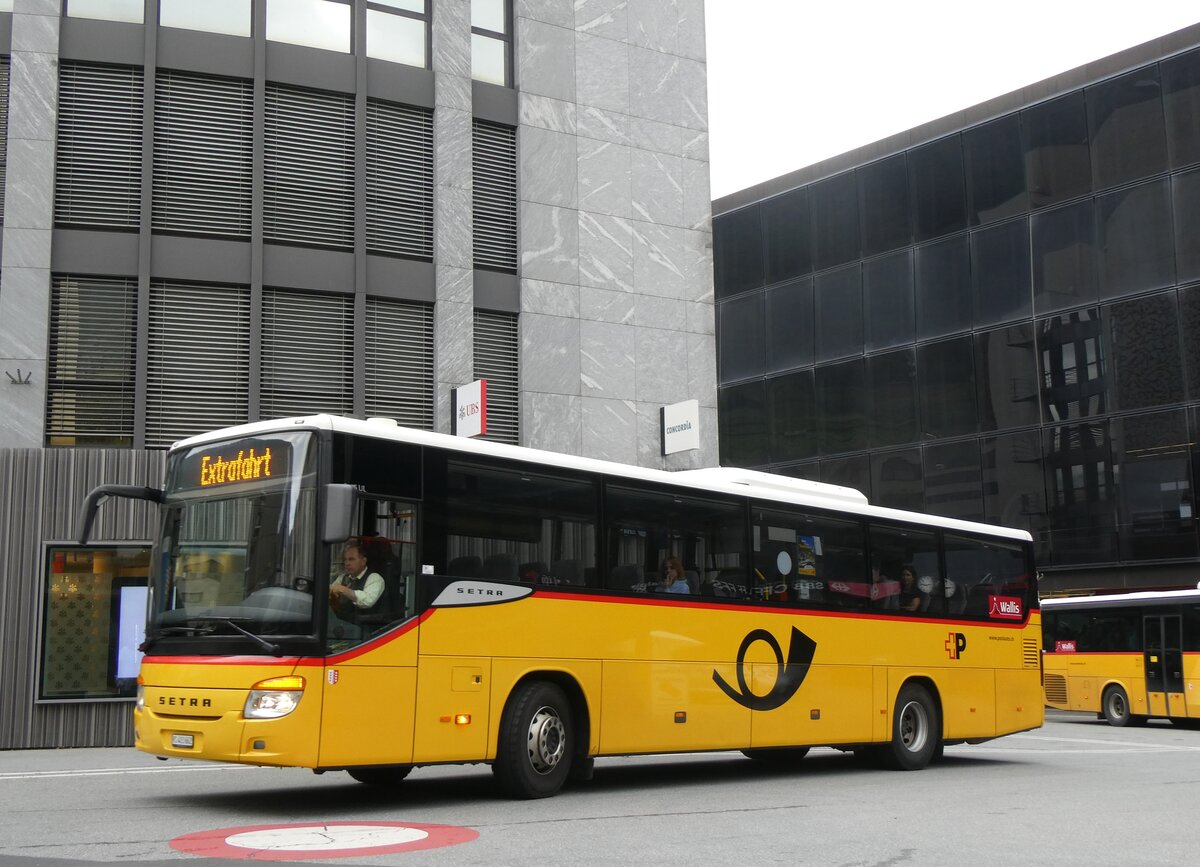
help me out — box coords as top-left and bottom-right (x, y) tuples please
(1023, 91), (1091, 208)
(815, 265), (863, 362)
(924, 440), (984, 521)
(718, 381), (767, 468)
(943, 534), (1031, 620)
(1032, 199), (1098, 314)
(981, 430), (1048, 561)
(868, 524), (939, 615)
(909, 135), (966, 242)
(972, 218), (1032, 326)
(604, 485), (745, 597)
(763, 187), (812, 285)
(918, 337), (977, 439)
(776, 463), (820, 481)
(1096, 179), (1174, 300)
(812, 171), (859, 270)
(1163, 47), (1200, 169)
(1038, 309), (1105, 422)
(768, 371), (817, 463)
(713, 205), (764, 299)
(816, 358), (867, 454)
(1173, 168), (1200, 283)
(870, 449), (924, 514)
(1113, 409), (1196, 561)
(1086, 65), (1167, 190)
(1043, 421), (1117, 565)
(1104, 292), (1183, 412)
(765, 278), (814, 373)
(751, 506), (865, 609)
(1180, 285), (1200, 400)
(964, 113), (1027, 225)
(976, 323), (1040, 432)
(858, 154), (911, 256)
(863, 250), (915, 351)
(718, 292), (765, 382)
(916, 235), (971, 340)
(820, 453), (870, 498)
(868, 348), (918, 448)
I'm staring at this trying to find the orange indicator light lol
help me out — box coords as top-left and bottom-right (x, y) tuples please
(455, 714), (471, 725)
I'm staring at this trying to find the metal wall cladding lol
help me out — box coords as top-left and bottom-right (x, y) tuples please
(0, 448), (165, 749)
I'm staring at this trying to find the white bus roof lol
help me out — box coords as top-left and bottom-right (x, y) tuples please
(1042, 589), (1200, 607)
(174, 415), (1033, 544)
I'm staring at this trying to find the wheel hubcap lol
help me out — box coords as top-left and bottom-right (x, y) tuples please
(526, 705), (565, 775)
(899, 700), (929, 752)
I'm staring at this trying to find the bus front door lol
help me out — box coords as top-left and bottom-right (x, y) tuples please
(1143, 614), (1185, 719)
(319, 498), (421, 769)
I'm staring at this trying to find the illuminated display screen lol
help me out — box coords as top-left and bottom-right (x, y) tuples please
(173, 438), (292, 492)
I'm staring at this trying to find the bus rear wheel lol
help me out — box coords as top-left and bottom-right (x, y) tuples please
(493, 680), (574, 799)
(347, 765), (412, 785)
(882, 683), (940, 771)
(1102, 685), (1132, 727)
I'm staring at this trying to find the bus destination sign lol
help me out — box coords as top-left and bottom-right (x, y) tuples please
(174, 439), (291, 492)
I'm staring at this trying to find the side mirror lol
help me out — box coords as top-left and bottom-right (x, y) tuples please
(322, 484), (357, 543)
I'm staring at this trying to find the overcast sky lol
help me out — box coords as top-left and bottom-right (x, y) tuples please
(705, 2), (1200, 199)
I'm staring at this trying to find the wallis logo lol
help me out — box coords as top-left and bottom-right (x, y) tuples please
(713, 626), (817, 711)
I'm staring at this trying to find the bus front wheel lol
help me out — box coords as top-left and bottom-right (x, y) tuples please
(882, 683), (940, 771)
(1102, 685), (1132, 727)
(493, 680), (574, 799)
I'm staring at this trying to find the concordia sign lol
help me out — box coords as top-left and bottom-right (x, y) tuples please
(661, 399), (700, 455)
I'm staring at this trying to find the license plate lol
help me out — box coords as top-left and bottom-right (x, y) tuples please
(170, 733), (195, 748)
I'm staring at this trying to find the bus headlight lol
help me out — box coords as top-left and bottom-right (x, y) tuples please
(135, 683), (145, 712)
(244, 675), (305, 720)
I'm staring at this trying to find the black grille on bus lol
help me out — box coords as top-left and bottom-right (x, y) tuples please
(1023, 638), (1041, 668)
(1044, 673), (1067, 704)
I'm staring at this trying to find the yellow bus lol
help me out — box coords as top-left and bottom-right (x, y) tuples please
(79, 415), (1043, 798)
(1041, 590), (1200, 727)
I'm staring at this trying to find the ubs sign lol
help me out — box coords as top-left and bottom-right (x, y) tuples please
(452, 379), (487, 438)
(661, 399), (700, 455)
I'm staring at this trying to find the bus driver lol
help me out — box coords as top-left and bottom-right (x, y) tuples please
(329, 543), (385, 618)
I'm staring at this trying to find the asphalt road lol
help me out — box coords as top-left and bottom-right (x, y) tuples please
(2, 710), (1198, 866)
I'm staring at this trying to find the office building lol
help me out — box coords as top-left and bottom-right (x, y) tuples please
(713, 23), (1200, 599)
(0, 0), (714, 748)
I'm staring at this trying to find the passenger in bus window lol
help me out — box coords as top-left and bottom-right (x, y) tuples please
(898, 565), (921, 612)
(660, 558), (690, 594)
(329, 543), (385, 615)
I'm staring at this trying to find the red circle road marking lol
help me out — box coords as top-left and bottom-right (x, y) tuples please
(169, 822), (478, 860)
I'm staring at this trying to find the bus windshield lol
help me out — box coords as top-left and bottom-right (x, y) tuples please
(148, 431), (319, 649)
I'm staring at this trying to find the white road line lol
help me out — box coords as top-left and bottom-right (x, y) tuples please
(0, 764), (256, 781)
(1009, 732), (1200, 749)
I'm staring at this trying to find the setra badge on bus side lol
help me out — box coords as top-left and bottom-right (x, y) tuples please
(432, 581), (534, 607)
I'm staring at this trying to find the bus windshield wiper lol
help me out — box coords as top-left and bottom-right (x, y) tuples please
(192, 616), (283, 656)
(139, 624), (215, 652)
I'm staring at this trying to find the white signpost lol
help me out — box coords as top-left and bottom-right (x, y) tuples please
(661, 399), (700, 455)
(452, 379), (487, 438)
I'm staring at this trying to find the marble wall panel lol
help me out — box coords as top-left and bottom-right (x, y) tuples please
(11, 7), (58, 53)
(521, 312), (581, 394)
(580, 285), (636, 325)
(678, 0), (707, 62)
(631, 220), (685, 298)
(630, 115), (682, 157)
(575, 0), (627, 40)
(577, 105), (633, 147)
(435, 107), (473, 190)
(582, 396), (638, 463)
(581, 319), (635, 398)
(437, 264), (474, 305)
(679, 57), (708, 132)
(679, 228), (713, 303)
(8, 51), (58, 142)
(0, 368), (48, 448)
(436, 299), (474, 387)
(681, 156), (711, 232)
(520, 125), (578, 208)
(575, 32), (628, 114)
(631, 150), (682, 226)
(522, 278), (580, 318)
(517, 0), (576, 28)
(4, 140), (55, 229)
(629, 46), (680, 126)
(436, 184), (474, 269)
(683, 129), (709, 162)
(523, 391), (581, 453)
(633, 293), (685, 329)
(432, 0), (472, 80)
(521, 201), (580, 284)
(687, 331), (718, 407)
(634, 325), (687, 403)
(518, 18), (576, 103)
(0, 268), (51, 359)
(579, 211), (634, 292)
(578, 138), (632, 218)
(684, 299), (715, 335)
(520, 93), (578, 134)
(628, 0), (678, 54)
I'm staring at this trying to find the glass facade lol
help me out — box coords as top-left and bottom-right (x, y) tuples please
(715, 45), (1200, 577)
